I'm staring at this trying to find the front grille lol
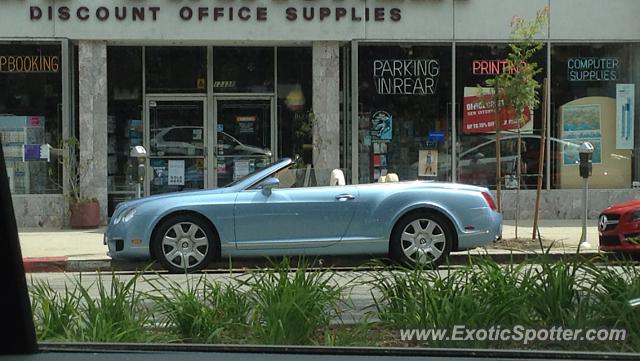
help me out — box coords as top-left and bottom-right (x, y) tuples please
(600, 235), (620, 246)
(601, 213), (620, 232)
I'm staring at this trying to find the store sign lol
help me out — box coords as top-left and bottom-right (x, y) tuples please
(29, 5), (401, 23)
(471, 59), (526, 75)
(373, 59), (440, 95)
(0, 55), (59, 73)
(462, 87), (532, 134)
(567, 57), (620, 81)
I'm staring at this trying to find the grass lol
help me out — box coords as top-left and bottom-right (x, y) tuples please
(240, 258), (343, 345)
(29, 256), (640, 352)
(147, 275), (250, 343)
(30, 272), (155, 342)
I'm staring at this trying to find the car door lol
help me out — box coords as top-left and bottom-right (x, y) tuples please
(233, 185), (359, 249)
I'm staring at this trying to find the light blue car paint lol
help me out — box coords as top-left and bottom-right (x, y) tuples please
(105, 158), (502, 261)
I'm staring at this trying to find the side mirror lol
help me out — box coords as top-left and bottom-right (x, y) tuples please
(260, 177), (279, 196)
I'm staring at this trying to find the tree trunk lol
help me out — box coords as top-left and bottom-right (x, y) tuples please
(532, 79), (548, 250)
(495, 84), (502, 213)
(516, 126), (521, 240)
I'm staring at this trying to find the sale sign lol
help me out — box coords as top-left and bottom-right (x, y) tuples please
(462, 87), (532, 134)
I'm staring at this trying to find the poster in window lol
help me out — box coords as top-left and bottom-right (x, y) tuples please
(234, 160), (251, 180)
(462, 87), (532, 134)
(236, 115), (256, 134)
(561, 104), (602, 165)
(616, 84), (635, 150)
(418, 150), (438, 177)
(168, 160), (185, 185)
(371, 111), (392, 141)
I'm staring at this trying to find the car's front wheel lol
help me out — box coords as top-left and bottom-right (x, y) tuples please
(390, 211), (453, 267)
(152, 214), (218, 273)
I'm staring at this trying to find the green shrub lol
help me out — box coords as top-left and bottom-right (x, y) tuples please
(242, 258), (342, 345)
(147, 274), (250, 343)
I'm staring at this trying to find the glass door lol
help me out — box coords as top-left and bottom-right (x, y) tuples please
(145, 98), (206, 195)
(214, 98), (274, 187)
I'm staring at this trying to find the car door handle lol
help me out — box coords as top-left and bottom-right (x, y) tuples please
(335, 194), (356, 201)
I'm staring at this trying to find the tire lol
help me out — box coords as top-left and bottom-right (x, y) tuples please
(389, 211), (453, 268)
(152, 214), (218, 273)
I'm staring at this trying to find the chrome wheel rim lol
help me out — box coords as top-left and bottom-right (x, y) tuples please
(401, 218), (446, 264)
(161, 222), (209, 270)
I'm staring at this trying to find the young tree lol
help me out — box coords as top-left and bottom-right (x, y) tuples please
(479, 7), (548, 239)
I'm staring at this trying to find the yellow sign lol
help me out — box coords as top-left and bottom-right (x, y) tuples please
(0, 55), (59, 73)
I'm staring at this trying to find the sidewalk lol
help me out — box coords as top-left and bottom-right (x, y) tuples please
(18, 220), (602, 272)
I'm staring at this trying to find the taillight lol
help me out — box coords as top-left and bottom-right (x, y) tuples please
(482, 192), (497, 211)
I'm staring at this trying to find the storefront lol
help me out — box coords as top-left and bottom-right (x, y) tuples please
(2, 0), (640, 227)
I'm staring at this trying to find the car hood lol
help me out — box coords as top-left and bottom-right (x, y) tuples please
(601, 199), (640, 214)
(115, 187), (233, 211)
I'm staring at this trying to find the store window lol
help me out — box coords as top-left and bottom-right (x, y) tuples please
(0, 43), (63, 194)
(277, 47), (312, 163)
(551, 44), (639, 189)
(358, 44), (452, 183)
(146, 47), (206, 93)
(455, 44), (547, 189)
(107, 46), (142, 215)
(212, 47), (274, 93)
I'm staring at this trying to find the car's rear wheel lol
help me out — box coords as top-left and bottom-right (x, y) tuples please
(152, 214), (218, 273)
(390, 211), (453, 268)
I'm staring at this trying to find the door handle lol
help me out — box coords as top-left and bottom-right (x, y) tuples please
(335, 194), (355, 201)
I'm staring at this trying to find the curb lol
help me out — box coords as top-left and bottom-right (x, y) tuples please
(23, 256), (68, 273)
(22, 251), (607, 273)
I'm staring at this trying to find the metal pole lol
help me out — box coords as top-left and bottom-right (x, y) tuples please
(578, 176), (591, 251)
(137, 182), (141, 199)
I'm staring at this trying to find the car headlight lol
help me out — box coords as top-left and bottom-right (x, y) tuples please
(122, 208), (137, 223)
(631, 210), (640, 222)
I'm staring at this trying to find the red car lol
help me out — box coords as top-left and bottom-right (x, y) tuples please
(599, 199), (640, 257)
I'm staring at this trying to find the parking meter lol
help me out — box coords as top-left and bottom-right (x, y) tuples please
(578, 142), (594, 178)
(130, 146), (147, 198)
(578, 141), (594, 250)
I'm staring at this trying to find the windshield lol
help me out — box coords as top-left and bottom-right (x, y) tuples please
(5, 4), (640, 358)
(223, 158), (292, 188)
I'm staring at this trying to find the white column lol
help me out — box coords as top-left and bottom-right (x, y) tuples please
(78, 41), (108, 224)
(312, 41), (341, 185)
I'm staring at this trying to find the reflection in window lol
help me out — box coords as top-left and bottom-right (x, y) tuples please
(277, 47), (312, 164)
(107, 46), (142, 215)
(0, 43), (62, 194)
(149, 102), (204, 157)
(455, 44), (547, 190)
(358, 45), (452, 184)
(551, 44), (637, 189)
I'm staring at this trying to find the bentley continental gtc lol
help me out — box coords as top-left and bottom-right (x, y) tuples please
(105, 158), (503, 272)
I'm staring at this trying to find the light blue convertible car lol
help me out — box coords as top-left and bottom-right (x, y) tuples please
(105, 158), (502, 272)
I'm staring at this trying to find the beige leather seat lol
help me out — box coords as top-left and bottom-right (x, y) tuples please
(330, 169), (345, 186)
(379, 173), (399, 183)
(386, 173), (399, 182)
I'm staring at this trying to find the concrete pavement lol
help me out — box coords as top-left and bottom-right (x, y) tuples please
(18, 220), (603, 272)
